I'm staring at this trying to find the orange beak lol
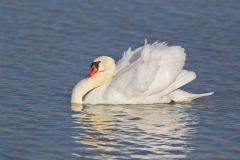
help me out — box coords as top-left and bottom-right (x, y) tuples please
(86, 65), (98, 78)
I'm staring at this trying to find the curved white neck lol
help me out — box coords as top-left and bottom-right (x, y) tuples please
(71, 70), (114, 104)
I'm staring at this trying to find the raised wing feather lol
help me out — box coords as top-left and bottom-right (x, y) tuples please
(103, 42), (186, 100)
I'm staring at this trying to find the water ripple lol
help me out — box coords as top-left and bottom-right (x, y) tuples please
(1, 0), (240, 159)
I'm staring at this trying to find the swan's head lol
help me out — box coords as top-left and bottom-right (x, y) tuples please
(86, 56), (115, 79)
(71, 56), (115, 104)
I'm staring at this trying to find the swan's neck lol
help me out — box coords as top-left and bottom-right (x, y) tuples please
(71, 71), (113, 104)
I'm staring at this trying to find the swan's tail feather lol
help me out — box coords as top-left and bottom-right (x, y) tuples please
(169, 90), (214, 102)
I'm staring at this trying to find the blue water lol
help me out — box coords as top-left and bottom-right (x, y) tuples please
(1, 0), (240, 159)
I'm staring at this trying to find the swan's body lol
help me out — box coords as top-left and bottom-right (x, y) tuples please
(71, 42), (213, 104)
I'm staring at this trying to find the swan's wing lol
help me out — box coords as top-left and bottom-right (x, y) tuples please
(103, 42), (186, 100)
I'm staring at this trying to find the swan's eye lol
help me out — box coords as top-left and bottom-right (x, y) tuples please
(90, 61), (101, 69)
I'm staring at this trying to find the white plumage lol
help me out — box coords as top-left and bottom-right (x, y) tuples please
(72, 41), (213, 104)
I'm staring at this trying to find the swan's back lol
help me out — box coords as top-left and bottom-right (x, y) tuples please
(85, 42), (196, 104)
(110, 42), (184, 95)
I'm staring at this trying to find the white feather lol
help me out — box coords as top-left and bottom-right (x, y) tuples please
(83, 41), (213, 104)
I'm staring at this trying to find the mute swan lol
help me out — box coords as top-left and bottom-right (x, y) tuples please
(71, 41), (213, 104)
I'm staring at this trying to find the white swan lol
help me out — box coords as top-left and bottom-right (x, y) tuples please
(71, 41), (214, 104)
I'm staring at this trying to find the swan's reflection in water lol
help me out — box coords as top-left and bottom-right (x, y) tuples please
(71, 104), (197, 159)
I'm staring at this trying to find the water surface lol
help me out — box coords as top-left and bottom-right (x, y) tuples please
(0, 0), (240, 159)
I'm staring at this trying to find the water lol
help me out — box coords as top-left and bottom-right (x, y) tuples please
(0, 0), (240, 159)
